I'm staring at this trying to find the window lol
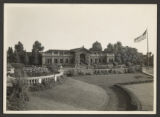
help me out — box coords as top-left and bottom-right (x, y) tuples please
(65, 59), (69, 63)
(54, 59), (58, 63)
(99, 59), (101, 63)
(60, 52), (63, 55)
(54, 51), (58, 54)
(47, 59), (52, 64)
(95, 59), (98, 63)
(90, 59), (93, 63)
(60, 59), (63, 63)
(109, 58), (113, 62)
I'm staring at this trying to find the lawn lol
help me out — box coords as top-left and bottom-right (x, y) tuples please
(25, 73), (153, 111)
(25, 77), (109, 110)
(72, 73), (152, 87)
(123, 82), (153, 111)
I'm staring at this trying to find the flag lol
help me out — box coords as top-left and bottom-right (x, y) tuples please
(134, 29), (147, 42)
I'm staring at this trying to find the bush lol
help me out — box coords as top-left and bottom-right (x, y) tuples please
(126, 62), (132, 67)
(11, 63), (24, 69)
(47, 65), (59, 74)
(86, 72), (91, 75)
(135, 65), (142, 72)
(29, 79), (56, 91)
(7, 79), (29, 110)
(113, 62), (118, 67)
(128, 66), (136, 73)
(78, 71), (84, 76)
(66, 70), (75, 77)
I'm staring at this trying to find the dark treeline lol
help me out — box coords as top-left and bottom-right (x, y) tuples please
(89, 41), (153, 66)
(7, 41), (153, 66)
(7, 41), (44, 65)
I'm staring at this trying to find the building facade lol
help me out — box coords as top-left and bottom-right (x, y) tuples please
(42, 47), (115, 67)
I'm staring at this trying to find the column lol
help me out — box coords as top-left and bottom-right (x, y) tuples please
(86, 54), (90, 67)
(42, 55), (46, 66)
(75, 53), (80, 67)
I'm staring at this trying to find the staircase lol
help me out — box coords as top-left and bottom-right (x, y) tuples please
(77, 61), (88, 69)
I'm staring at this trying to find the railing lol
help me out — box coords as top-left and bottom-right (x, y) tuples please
(7, 70), (64, 86)
(142, 67), (153, 77)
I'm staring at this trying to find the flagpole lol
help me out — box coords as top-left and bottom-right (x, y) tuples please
(147, 29), (149, 68)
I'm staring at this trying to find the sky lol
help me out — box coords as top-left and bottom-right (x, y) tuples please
(4, 4), (157, 54)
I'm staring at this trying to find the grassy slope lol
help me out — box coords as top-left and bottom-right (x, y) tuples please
(25, 73), (152, 111)
(72, 73), (152, 110)
(123, 83), (153, 111)
(25, 78), (109, 110)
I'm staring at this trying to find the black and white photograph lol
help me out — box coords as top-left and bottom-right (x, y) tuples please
(3, 4), (157, 114)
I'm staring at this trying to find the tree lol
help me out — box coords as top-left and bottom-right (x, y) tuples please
(104, 43), (114, 53)
(33, 50), (39, 65)
(14, 41), (25, 63)
(15, 41), (24, 53)
(90, 41), (102, 51)
(31, 41), (44, 65)
(14, 50), (20, 63)
(7, 47), (14, 63)
(104, 41), (144, 65)
(24, 51), (29, 65)
(32, 41), (44, 52)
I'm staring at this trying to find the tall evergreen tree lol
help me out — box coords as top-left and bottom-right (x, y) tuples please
(31, 41), (44, 65)
(7, 47), (14, 63)
(14, 50), (20, 63)
(14, 41), (25, 63)
(24, 51), (29, 65)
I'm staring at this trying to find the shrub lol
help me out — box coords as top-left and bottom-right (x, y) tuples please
(113, 62), (118, 67)
(135, 65), (142, 72)
(29, 79), (56, 91)
(7, 79), (29, 110)
(47, 65), (59, 74)
(108, 69), (112, 73)
(11, 63), (24, 69)
(78, 71), (84, 76)
(126, 62), (132, 67)
(66, 70), (75, 77)
(86, 72), (91, 75)
(128, 66), (136, 73)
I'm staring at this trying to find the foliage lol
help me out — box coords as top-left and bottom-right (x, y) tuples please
(66, 69), (75, 77)
(31, 41), (44, 65)
(104, 43), (114, 53)
(29, 77), (65, 92)
(104, 41), (145, 65)
(32, 41), (44, 52)
(7, 79), (29, 110)
(14, 50), (21, 63)
(7, 41), (44, 65)
(90, 41), (102, 51)
(47, 65), (59, 74)
(24, 51), (29, 65)
(14, 41), (25, 63)
(7, 47), (14, 63)
(11, 63), (24, 69)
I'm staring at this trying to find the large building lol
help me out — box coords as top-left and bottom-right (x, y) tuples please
(42, 46), (115, 67)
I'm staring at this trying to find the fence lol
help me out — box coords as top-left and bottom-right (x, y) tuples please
(7, 70), (64, 86)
